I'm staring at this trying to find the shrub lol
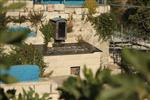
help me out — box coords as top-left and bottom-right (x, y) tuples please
(28, 10), (45, 33)
(16, 88), (51, 100)
(84, 0), (97, 15)
(0, 12), (11, 31)
(40, 22), (54, 53)
(0, 0), (27, 84)
(92, 13), (118, 41)
(0, 87), (51, 100)
(3, 44), (47, 77)
(17, 44), (47, 76)
(76, 34), (84, 43)
(0, 88), (16, 100)
(127, 7), (150, 40)
(58, 49), (150, 100)
(11, 14), (27, 25)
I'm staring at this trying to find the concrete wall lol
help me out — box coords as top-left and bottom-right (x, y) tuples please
(1, 80), (58, 94)
(44, 52), (101, 77)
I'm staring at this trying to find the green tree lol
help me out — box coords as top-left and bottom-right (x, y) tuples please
(14, 87), (51, 100)
(122, 48), (150, 80)
(28, 10), (45, 33)
(58, 49), (150, 100)
(0, 87), (51, 100)
(40, 22), (54, 53)
(84, 0), (97, 15)
(92, 13), (118, 41)
(126, 7), (150, 40)
(5, 44), (47, 76)
(0, 1), (50, 100)
(135, 0), (150, 6)
(109, 0), (150, 41)
(108, 0), (128, 20)
(0, 12), (11, 31)
(11, 13), (27, 25)
(0, 0), (27, 84)
(0, 0), (26, 30)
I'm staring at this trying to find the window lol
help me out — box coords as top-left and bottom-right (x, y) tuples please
(71, 66), (80, 76)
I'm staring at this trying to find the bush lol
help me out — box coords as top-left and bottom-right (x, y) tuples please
(76, 34), (84, 43)
(127, 7), (150, 40)
(40, 22), (54, 53)
(11, 14), (27, 25)
(58, 49), (150, 100)
(84, 0), (97, 15)
(92, 13), (118, 41)
(2, 44), (47, 77)
(17, 44), (47, 76)
(0, 87), (51, 100)
(28, 10), (45, 33)
(0, 12), (11, 31)
(0, 0), (28, 84)
(16, 88), (51, 100)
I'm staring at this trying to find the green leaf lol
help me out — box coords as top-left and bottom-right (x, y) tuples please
(0, 29), (30, 44)
(0, 74), (17, 84)
(6, 2), (26, 11)
(122, 48), (150, 80)
(18, 93), (23, 100)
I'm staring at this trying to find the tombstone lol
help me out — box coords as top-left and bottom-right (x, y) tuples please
(49, 17), (67, 44)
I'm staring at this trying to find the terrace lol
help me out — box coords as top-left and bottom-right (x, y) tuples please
(1, 0), (150, 99)
(1, 1), (114, 100)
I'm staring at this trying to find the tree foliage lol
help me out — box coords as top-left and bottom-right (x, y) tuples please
(0, 0), (27, 84)
(0, 0), (25, 13)
(0, 0), (26, 30)
(92, 13), (118, 41)
(28, 10), (45, 32)
(0, 1), (50, 99)
(1, 44), (47, 76)
(108, 0), (150, 41)
(84, 0), (97, 15)
(108, 0), (128, 21)
(58, 49), (150, 100)
(0, 29), (30, 44)
(0, 87), (51, 100)
(127, 7), (150, 40)
(122, 48), (150, 80)
(11, 14), (27, 25)
(0, 12), (11, 31)
(40, 22), (54, 53)
(16, 44), (47, 76)
(135, 0), (150, 6)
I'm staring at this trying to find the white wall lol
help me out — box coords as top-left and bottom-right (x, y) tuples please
(44, 52), (101, 77)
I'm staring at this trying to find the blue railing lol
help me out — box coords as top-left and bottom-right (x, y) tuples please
(41, 0), (85, 6)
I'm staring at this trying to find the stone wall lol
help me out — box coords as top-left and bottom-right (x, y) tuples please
(6, 1), (110, 76)
(44, 52), (101, 77)
(1, 80), (59, 99)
